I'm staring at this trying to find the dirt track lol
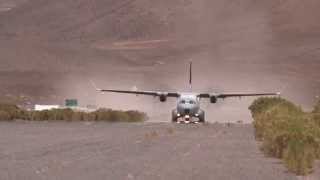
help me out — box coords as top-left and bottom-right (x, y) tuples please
(1, 121), (314, 180)
(0, 1), (320, 179)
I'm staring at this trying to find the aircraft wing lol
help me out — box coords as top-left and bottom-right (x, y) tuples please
(199, 92), (280, 99)
(96, 88), (180, 97)
(90, 81), (180, 97)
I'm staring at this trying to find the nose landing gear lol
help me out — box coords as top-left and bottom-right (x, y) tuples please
(172, 109), (205, 124)
(173, 115), (204, 124)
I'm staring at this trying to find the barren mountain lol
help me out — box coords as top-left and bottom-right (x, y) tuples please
(0, 0), (319, 121)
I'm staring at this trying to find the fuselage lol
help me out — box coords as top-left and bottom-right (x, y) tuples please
(176, 93), (201, 116)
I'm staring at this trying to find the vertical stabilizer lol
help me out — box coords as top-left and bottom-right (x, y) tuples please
(189, 61), (192, 91)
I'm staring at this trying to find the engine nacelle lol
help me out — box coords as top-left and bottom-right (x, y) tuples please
(158, 93), (168, 102)
(210, 95), (218, 103)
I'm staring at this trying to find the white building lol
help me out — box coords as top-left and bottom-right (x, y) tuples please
(34, 105), (60, 111)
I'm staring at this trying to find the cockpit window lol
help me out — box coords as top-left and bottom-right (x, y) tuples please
(180, 100), (196, 104)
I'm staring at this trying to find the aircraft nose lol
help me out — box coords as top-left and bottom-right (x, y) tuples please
(184, 109), (190, 114)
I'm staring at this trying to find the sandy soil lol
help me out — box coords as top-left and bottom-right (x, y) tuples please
(0, 121), (304, 180)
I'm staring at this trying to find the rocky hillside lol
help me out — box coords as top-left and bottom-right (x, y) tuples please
(0, 0), (319, 120)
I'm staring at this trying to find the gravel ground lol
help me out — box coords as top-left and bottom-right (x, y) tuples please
(0, 121), (310, 180)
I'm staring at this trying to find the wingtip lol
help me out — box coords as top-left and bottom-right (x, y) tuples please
(89, 80), (99, 90)
(276, 92), (281, 95)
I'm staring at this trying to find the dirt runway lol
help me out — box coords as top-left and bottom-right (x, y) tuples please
(1, 121), (312, 180)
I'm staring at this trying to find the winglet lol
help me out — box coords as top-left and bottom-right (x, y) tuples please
(90, 80), (102, 91)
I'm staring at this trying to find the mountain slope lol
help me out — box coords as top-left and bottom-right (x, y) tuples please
(0, 0), (319, 120)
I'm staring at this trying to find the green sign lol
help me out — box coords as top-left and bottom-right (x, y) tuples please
(65, 99), (78, 107)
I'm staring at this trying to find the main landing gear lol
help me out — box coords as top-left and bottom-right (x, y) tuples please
(172, 110), (205, 124)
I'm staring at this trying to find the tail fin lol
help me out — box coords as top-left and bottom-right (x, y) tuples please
(189, 61), (192, 91)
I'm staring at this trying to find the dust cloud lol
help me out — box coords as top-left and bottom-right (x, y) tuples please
(0, 0), (319, 122)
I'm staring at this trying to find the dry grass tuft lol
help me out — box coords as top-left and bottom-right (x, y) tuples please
(167, 128), (175, 134)
(0, 103), (147, 122)
(145, 131), (159, 139)
(249, 97), (320, 175)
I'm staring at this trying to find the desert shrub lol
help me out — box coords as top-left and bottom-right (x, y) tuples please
(312, 100), (320, 127)
(313, 100), (320, 113)
(283, 125), (319, 175)
(108, 110), (130, 122)
(93, 109), (146, 122)
(249, 97), (320, 175)
(249, 97), (302, 140)
(126, 110), (148, 122)
(0, 103), (25, 120)
(61, 109), (74, 121)
(82, 112), (96, 121)
(0, 103), (147, 122)
(71, 112), (85, 121)
(313, 113), (320, 127)
(94, 108), (112, 121)
(0, 110), (11, 121)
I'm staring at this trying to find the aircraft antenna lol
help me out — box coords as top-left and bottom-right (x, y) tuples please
(189, 61), (192, 91)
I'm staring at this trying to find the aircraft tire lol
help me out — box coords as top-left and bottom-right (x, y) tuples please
(199, 111), (205, 123)
(172, 110), (178, 123)
(172, 117), (178, 123)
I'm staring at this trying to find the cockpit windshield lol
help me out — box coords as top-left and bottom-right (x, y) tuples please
(180, 99), (196, 104)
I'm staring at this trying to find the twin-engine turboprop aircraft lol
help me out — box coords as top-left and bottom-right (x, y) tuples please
(93, 62), (280, 123)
